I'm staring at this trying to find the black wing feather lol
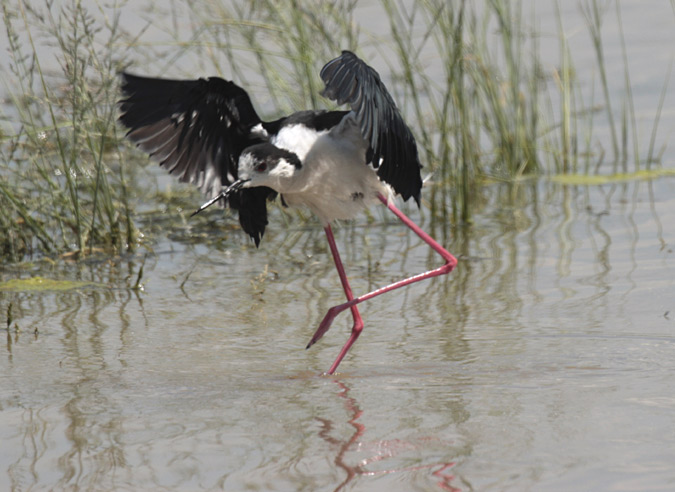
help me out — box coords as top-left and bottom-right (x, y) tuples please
(319, 51), (422, 205)
(118, 73), (275, 245)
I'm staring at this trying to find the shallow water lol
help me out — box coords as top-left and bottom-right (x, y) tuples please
(2, 177), (675, 491)
(2, 1), (675, 490)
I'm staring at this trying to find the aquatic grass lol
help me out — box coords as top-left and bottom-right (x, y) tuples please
(646, 57), (673, 170)
(554, 0), (573, 173)
(0, 0), (136, 261)
(614, 1), (639, 173)
(0, 0), (673, 263)
(581, 0), (620, 170)
(163, 0), (359, 118)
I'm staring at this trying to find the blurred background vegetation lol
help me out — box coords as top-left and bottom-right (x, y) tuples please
(0, 0), (673, 263)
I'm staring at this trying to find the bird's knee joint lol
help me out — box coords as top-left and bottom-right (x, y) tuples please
(440, 260), (456, 274)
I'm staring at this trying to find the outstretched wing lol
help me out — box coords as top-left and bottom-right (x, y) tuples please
(118, 73), (275, 245)
(319, 51), (422, 205)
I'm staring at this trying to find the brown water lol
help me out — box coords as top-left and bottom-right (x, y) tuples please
(2, 178), (675, 491)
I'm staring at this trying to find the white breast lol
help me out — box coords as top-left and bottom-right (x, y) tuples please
(280, 116), (392, 224)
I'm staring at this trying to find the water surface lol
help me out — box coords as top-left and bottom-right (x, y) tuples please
(2, 177), (675, 491)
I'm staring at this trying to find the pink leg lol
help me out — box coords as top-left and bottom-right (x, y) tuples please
(320, 225), (365, 375)
(308, 194), (458, 374)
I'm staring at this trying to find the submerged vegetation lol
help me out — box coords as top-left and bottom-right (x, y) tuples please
(0, 0), (673, 262)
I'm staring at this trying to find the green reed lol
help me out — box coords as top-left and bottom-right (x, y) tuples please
(0, 0), (672, 262)
(1, 1), (135, 261)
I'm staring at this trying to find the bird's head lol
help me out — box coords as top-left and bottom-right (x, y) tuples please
(192, 143), (302, 217)
(237, 143), (302, 192)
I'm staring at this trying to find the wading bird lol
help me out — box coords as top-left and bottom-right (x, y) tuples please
(119, 51), (457, 374)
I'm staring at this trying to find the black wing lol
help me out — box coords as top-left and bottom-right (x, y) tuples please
(118, 73), (275, 245)
(320, 51), (422, 205)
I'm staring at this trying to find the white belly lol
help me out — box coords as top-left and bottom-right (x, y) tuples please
(281, 125), (391, 224)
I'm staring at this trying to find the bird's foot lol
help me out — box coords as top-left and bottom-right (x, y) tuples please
(306, 305), (343, 349)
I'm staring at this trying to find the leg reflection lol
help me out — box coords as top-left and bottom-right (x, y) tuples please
(315, 379), (461, 491)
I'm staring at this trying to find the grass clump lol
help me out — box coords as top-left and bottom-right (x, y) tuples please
(0, 1), (135, 262)
(0, 0), (672, 262)
(178, 0), (672, 223)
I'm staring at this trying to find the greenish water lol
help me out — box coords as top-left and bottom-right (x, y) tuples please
(2, 178), (674, 491)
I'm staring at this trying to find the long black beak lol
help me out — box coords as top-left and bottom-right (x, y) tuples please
(190, 179), (249, 217)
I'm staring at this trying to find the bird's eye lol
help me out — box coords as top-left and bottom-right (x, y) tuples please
(255, 162), (267, 173)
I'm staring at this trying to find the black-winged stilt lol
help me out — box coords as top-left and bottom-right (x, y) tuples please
(119, 51), (457, 374)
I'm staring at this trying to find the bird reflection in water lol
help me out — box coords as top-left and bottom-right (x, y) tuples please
(316, 380), (460, 491)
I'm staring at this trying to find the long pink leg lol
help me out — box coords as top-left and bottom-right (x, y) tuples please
(308, 194), (458, 374)
(320, 225), (365, 375)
